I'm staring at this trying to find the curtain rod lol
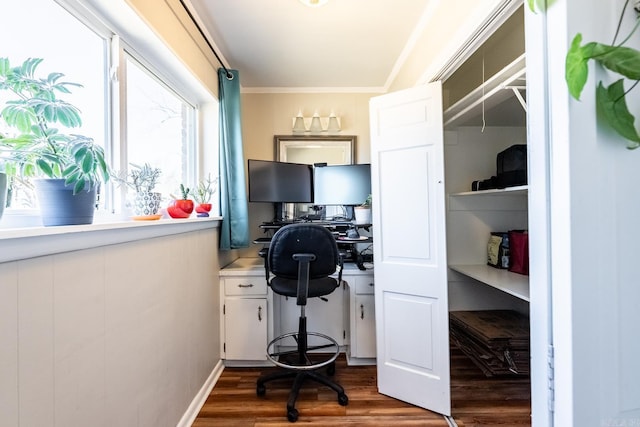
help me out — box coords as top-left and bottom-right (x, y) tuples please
(178, 0), (234, 80)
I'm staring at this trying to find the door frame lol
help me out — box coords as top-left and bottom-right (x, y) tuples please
(422, 1), (553, 425)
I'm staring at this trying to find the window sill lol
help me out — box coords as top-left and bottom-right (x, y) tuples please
(0, 215), (222, 263)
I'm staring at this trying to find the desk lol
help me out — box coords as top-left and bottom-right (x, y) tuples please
(219, 257), (375, 367)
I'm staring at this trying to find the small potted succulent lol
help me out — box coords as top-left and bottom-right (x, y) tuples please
(193, 174), (217, 217)
(113, 162), (162, 217)
(167, 183), (193, 218)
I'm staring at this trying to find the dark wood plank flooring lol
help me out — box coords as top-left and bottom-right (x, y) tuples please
(192, 347), (531, 426)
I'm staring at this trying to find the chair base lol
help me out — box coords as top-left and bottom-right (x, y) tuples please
(256, 368), (348, 422)
(258, 331), (348, 422)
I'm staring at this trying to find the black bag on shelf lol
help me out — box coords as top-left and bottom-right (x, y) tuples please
(496, 144), (527, 188)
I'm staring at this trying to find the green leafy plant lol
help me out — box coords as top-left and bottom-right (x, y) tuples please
(526, 0), (556, 13)
(360, 193), (372, 208)
(192, 174), (218, 204)
(531, 0), (640, 149)
(565, 1), (640, 149)
(113, 163), (161, 193)
(0, 57), (109, 193)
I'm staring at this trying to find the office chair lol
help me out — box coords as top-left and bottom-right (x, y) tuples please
(256, 223), (348, 422)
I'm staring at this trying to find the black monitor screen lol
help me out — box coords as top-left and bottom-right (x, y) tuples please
(248, 159), (313, 203)
(313, 163), (371, 206)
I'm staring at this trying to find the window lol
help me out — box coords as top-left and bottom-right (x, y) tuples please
(1, 0), (106, 210)
(1, 0), (217, 226)
(124, 55), (196, 202)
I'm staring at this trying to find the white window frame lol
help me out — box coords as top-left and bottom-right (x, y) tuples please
(1, 0), (220, 228)
(110, 37), (199, 215)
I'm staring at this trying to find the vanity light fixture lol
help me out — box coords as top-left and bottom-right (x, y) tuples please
(291, 110), (342, 134)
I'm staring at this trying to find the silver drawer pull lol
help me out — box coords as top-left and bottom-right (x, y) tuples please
(237, 283), (254, 288)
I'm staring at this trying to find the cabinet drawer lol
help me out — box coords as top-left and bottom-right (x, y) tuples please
(354, 276), (375, 294)
(224, 277), (267, 296)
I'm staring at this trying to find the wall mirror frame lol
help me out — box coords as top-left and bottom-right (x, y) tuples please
(274, 135), (357, 221)
(274, 135), (356, 165)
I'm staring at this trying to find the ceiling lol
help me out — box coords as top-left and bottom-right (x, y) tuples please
(185, 0), (432, 92)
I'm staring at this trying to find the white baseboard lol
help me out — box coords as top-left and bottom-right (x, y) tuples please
(176, 360), (225, 427)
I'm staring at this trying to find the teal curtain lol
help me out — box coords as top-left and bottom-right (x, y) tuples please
(218, 69), (249, 250)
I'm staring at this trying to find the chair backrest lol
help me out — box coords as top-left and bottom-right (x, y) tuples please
(268, 223), (339, 280)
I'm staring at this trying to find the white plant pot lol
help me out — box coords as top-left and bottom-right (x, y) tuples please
(354, 206), (371, 224)
(133, 192), (162, 216)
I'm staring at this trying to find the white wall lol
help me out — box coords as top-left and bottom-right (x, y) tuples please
(0, 228), (220, 427)
(528, 0), (640, 425)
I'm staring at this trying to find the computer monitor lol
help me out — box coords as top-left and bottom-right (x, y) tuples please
(313, 163), (371, 206)
(248, 159), (313, 203)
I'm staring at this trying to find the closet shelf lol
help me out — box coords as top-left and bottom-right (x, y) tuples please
(449, 264), (529, 302)
(450, 185), (527, 197)
(444, 54), (526, 129)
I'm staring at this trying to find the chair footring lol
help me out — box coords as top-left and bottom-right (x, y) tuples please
(266, 331), (340, 371)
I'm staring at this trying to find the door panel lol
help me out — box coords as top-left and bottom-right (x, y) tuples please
(370, 82), (450, 416)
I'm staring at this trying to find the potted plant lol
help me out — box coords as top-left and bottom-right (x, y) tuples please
(113, 163), (162, 218)
(193, 174), (217, 217)
(0, 57), (109, 226)
(354, 194), (372, 224)
(167, 183), (194, 218)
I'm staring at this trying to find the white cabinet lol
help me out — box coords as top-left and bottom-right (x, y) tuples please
(223, 297), (267, 360)
(346, 274), (376, 364)
(219, 258), (273, 366)
(220, 258), (376, 365)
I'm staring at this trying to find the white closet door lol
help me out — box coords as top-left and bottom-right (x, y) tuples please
(369, 82), (450, 416)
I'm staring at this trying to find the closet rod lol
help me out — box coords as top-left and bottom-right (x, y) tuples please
(178, 0), (233, 80)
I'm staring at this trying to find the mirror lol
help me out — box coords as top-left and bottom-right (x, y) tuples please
(274, 135), (357, 220)
(275, 135), (356, 165)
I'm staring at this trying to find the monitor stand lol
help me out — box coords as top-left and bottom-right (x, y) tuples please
(273, 202), (285, 223)
(344, 205), (355, 221)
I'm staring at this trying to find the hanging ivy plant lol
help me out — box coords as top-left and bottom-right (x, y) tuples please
(566, 1), (640, 149)
(530, 0), (640, 149)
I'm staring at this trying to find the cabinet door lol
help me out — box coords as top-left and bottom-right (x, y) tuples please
(224, 298), (268, 360)
(353, 294), (376, 358)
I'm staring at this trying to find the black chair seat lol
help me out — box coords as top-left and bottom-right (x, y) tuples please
(269, 276), (338, 298)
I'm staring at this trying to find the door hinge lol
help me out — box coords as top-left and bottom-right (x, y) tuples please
(548, 344), (555, 413)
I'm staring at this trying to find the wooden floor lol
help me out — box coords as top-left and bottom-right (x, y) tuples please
(192, 347), (531, 426)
